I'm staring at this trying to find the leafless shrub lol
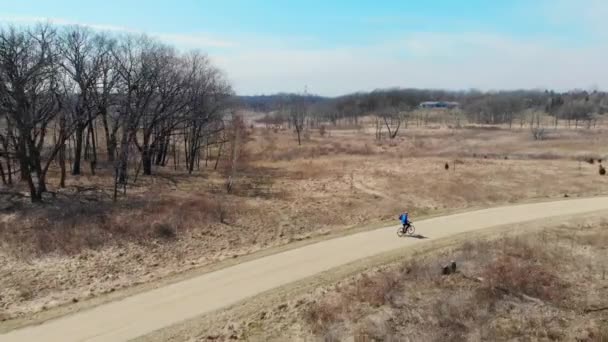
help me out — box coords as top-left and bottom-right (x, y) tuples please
(355, 313), (393, 341)
(153, 222), (176, 240)
(350, 272), (400, 307)
(596, 324), (608, 342)
(531, 127), (546, 140)
(319, 125), (327, 137)
(433, 292), (484, 341)
(214, 199), (228, 224)
(0, 195), (236, 257)
(305, 297), (347, 334)
(481, 254), (565, 302)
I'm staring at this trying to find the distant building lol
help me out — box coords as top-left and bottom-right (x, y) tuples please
(419, 101), (459, 109)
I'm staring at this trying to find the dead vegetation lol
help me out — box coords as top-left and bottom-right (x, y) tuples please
(227, 222), (608, 342)
(0, 194), (234, 257)
(2, 123), (608, 322)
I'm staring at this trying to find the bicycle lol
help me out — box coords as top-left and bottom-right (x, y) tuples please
(397, 222), (415, 237)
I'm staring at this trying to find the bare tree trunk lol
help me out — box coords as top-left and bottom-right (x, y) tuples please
(183, 131), (190, 172)
(102, 113), (116, 162)
(226, 125), (240, 193)
(172, 138), (178, 170)
(554, 114), (558, 128)
(59, 141), (66, 188)
(6, 155), (12, 185)
(84, 125), (91, 161)
(205, 137), (209, 167)
(140, 131), (154, 176)
(88, 120), (97, 175)
(17, 136), (39, 202)
(133, 155), (143, 184)
(161, 136), (169, 166)
(58, 115), (67, 188)
(117, 129), (130, 185)
(72, 124), (85, 175)
(214, 142), (223, 170)
(142, 148), (153, 176)
(295, 126), (302, 146)
(0, 162), (6, 185)
(67, 135), (74, 172)
(196, 149), (201, 170)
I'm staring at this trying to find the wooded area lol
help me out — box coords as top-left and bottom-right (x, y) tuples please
(0, 24), (233, 202)
(249, 88), (607, 137)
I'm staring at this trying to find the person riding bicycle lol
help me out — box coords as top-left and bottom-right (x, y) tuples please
(399, 211), (410, 230)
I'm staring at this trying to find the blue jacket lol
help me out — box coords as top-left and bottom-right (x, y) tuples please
(399, 213), (409, 225)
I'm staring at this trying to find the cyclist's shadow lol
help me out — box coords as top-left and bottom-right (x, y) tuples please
(406, 234), (429, 239)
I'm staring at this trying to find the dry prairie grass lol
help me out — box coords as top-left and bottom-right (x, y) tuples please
(2, 124), (608, 322)
(219, 219), (608, 342)
(237, 222), (608, 342)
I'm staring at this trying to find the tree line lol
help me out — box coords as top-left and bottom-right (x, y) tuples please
(0, 24), (233, 202)
(249, 88), (608, 136)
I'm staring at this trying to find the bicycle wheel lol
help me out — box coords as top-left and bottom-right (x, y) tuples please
(407, 224), (415, 235)
(397, 227), (406, 237)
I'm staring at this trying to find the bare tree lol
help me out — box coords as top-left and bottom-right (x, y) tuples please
(92, 35), (121, 162)
(0, 25), (68, 201)
(58, 26), (110, 175)
(288, 96), (307, 146)
(530, 112), (546, 140)
(181, 52), (232, 174)
(134, 45), (188, 176)
(225, 113), (245, 193)
(1, 24), (234, 201)
(111, 35), (160, 194)
(378, 106), (406, 139)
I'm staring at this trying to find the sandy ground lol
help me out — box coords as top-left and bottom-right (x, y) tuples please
(2, 197), (608, 342)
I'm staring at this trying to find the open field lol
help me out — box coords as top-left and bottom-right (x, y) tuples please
(2, 122), (608, 325)
(182, 215), (608, 342)
(4, 199), (608, 341)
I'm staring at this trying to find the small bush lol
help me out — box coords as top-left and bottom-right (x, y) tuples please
(531, 127), (546, 140)
(433, 292), (482, 340)
(482, 255), (565, 302)
(305, 297), (346, 334)
(351, 272), (399, 307)
(597, 324), (608, 342)
(153, 223), (176, 240)
(319, 125), (327, 137)
(599, 165), (606, 175)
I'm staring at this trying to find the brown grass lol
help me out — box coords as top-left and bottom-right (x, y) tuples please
(482, 254), (566, 302)
(3, 123), (608, 321)
(295, 223), (608, 341)
(0, 194), (232, 257)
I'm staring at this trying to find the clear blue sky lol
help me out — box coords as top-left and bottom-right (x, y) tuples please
(1, 0), (606, 95)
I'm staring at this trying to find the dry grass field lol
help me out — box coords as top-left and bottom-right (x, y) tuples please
(199, 219), (608, 342)
(2, 119), (608, 324)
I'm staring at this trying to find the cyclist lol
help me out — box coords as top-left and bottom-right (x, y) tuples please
(399, 211), (411, 231)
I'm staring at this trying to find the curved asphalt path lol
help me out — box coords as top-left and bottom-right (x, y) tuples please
(3, 197), (608, 342)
